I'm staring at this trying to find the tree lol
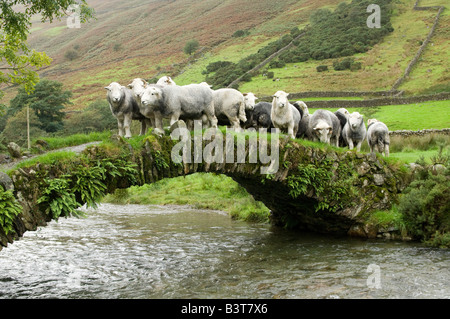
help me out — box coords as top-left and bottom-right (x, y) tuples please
(184, 39), (199, 55)
(10, 79), (72, 133)
(0, 1), (94, 110)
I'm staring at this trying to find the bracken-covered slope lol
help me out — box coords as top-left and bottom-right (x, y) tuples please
(2, 0), (449, 109)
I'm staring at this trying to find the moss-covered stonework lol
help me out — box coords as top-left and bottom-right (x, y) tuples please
(0, 129), (413, 250)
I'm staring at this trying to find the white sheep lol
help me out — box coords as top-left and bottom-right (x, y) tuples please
(212, 88), (248, 130)
(156, 76), (176, 86)
(271, 91), (300, 139)
(127, 78), (155, 128)
(105, 82), (148, 138)
(367, 119), (390, 157)
(243, 92), (258, 111)
(140, 83), (218, 132)
(342, 112), (367, 152)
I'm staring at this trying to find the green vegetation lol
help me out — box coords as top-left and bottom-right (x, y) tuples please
(366, 206), (406, 232)
(35, 131), (110, 151)
(8, 79), (72, 133)
(103, 173), (270, 223)
(0, 187), (22, 235)
(18, 142), (139, 221)
(0, 0), (94, 111)
(287, 160), (357, 213)
(14, 151), (78, 170)
(399, 166), (450, 248)
(184, 39), (200, 55)
(201, 0), (393, 89)
(317, 100), (450, 131)
(38, 176), (83, 220)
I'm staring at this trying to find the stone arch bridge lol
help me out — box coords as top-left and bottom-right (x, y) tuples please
(1, 130), (411, 249)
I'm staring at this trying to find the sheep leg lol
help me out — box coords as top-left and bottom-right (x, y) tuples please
(348, 139), (354, 150)
(139, 119), (148, 136)
(229, 117), (242, 132)
(148, 112), (156, 128)
(117, 117), (125, 137)
(356, 141), (362, 152)
(170, 113), (181, 127)
(205, 101), (218, 129)
(123, 114), (133, 138)
(288, 125), (295, 139)
(384, 144), (390, 157)
(153, 111), (165, 135)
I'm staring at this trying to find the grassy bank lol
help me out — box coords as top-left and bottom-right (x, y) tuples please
(103, 173), (271, 223)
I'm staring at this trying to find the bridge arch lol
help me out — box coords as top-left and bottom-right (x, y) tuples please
(1, 130), (411, 249)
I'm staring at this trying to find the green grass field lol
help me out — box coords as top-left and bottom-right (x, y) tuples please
(103, 173), (270, 223)
(314, 100), (449, 131)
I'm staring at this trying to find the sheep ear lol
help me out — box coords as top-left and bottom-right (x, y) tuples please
(127, 84), (133, 89)
(104, 86), (110, 90)
(286, 93), (290, 97)
(243, 93), (248, 96)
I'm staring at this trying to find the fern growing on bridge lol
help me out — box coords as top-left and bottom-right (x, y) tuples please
(0, 188), (22, 235)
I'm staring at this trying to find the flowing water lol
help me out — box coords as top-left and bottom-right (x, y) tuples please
(0, 204), (448, 299)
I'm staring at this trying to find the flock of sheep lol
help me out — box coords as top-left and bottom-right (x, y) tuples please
(105, 76), (390, 157)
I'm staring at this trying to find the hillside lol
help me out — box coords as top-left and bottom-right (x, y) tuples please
(1, 0), (449, 109)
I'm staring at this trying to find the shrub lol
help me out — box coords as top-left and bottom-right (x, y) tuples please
(232, 30), (249, 38)
(266, 71), (274, 79)
(204, 61), (234, 74)
(269, 59), (285, 69)
(0, 187), (22, 235)
(64, 49), (79, 61)
(350, 61), (362, 71)
(399, 168), (450, 245)
(184, 39), (199, 55)
(316, 65), (328, 72)
(333, 57), (354, 71)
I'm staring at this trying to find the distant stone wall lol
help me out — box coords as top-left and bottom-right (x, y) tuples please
(303, 92), (450, 108)
(389, 128), (450, 137)
(392, 2), (445, 90)
(259, 92), (450, 108)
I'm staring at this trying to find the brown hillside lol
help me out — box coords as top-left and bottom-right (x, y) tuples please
(6, 0), (329, 109)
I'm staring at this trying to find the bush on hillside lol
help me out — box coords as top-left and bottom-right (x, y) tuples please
(399, 166), (450, 247)
(316, 65), (329, 72)
(202, 0), (393, 88)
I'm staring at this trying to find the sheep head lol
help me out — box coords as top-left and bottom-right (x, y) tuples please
(141, 86), (162, 109)
(243, 92), (258, 110)
(272, 91), (290, 108)
(313, 120), (333, 144)
(348, 112), (364, 131)
(105, 82), (124, 103)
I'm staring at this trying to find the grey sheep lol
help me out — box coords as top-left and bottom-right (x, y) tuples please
(140, 83), (218, 132)
(335, 108), (350, 147)
(367, 119), (390, 157)
(293, 101), (310, 138)
(342, 111), (367, 152)
(307, 109), (341, 146)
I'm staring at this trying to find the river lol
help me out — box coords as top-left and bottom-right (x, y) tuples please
(0, 204), (448, 299)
